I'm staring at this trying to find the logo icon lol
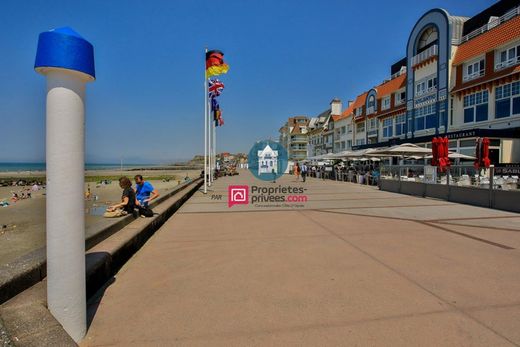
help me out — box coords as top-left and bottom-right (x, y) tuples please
(248, 140), (288, 181)
(228, 185), (249, 207)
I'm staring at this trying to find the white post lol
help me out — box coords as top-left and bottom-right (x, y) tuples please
(35, 26), (95, 342)
(46, 70), (87, 340)
(204, 73), (208, 194)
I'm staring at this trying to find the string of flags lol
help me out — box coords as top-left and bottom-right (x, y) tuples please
(205, 50), (229, 127)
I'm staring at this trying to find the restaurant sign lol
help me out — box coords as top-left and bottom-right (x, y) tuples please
(494, 164), (520, 175)
(445, 129), (477, 140)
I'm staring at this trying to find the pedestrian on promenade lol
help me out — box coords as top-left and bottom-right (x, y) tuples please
(301, 163), (308, 182)
(293, 162), (300, 182)
(134, 175), (159, 207)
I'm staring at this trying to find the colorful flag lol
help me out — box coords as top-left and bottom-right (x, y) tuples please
(211, 96), (219, 111)
(211, 97), (223, 127)
(206, 50), (229, 77)
(208, 78), (224, 98)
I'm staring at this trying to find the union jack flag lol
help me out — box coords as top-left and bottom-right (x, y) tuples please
(208, 78), (224, 98)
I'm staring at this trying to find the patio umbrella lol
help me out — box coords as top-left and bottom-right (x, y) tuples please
(369, 143), (431, 157)
(322, 153), (337, 160)
(426, 152), (476, 160)
(331, 150), (355, 159)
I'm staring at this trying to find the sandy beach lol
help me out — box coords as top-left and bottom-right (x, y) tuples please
(0, 168), (201, 265)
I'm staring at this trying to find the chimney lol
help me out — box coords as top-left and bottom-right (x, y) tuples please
(347, 100), (354, 107)
(330, 98), (342, 116)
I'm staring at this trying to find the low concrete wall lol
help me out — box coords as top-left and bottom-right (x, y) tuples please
(379, 179), (400, 193)
(492, 189), (520, 213)
(425, 184), (449, 200)
(399, 181), (425, 197)
(448, 186), (490, 208)
(0, 178), (202, 305)
(380, 179), (519, 213)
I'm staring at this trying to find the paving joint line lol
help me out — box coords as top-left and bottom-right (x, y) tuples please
(298, 209), (520, 347)
(419, 221), (515, 250)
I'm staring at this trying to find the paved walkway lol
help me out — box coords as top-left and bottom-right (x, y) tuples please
(82, 170), (520, 346)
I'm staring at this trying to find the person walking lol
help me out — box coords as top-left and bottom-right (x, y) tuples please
(300, 162), (308, 182)
(293, 162), (300, 182)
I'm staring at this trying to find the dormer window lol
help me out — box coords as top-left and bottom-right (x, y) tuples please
(463, 58), (485, 81)
(381, 96), (391, 110)
(496, 42), (520, 70)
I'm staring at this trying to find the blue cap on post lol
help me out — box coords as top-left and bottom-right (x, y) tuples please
(35, 27), (95, 80)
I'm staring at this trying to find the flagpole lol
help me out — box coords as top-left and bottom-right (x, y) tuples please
(203, 48), (208, 194)
(208, 96), (212, 186)
(213, 119), (216, 179)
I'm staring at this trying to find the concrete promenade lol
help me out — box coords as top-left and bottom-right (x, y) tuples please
(82, 170), (520, 346)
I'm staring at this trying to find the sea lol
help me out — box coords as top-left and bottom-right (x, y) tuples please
(0, 163), (151, 172)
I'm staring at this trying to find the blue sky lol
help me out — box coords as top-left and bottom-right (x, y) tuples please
(0, 0), (494, 163)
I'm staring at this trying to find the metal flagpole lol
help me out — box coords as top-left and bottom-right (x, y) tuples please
(208, 95), (212, 186)
(203, 48), (208, 194)
(213, 119), (216, 179)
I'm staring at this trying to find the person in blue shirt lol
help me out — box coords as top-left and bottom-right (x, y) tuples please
(134, 175), (159, 207)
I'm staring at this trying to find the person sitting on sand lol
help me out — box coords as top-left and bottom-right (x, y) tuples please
(107, 177), (136, 215)
(134, 175), (159, 207)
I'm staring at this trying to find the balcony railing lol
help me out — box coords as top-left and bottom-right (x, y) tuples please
(415, 86), (437, 97)
(495, 56), (520, 71)
(395, 98), (405, 106)
(463, 70), (485, 82)
(411, 45), (438, 67)
(458, 6), (520, 44)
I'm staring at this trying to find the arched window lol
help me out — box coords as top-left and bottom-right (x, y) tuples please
(367, 95), (376, 114)
(368, 95), (375, 108)
(418, 26), (438, 51)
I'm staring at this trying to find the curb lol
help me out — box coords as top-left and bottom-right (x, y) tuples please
(0, 179), (199, 305)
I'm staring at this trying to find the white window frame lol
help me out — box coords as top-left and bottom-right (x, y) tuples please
(463, 56), (485, 81)
(495, 41), (520, 71)
(415, 75), (437, 96)
(395, 114), (406, 136)
(395, 90), (405, 105)
(382, 117), (394, 138)
(356, 122), (365, 133)
(495, 81), (520, 119)
(368, 118), (377, 130)
(355, 107), (363, 116)
(463, 90), (489, 123)
(381, 96), (391, 110)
